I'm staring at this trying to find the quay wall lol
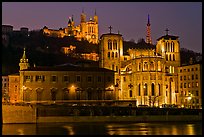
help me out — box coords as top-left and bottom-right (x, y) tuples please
(2, 104), (202, 124)
(37, 115), (202, 123)
(2, 104), (37, 124)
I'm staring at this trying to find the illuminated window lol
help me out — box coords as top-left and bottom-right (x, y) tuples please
(144, 83), (148, 96)
(188, 75), (191, 80)
(188, 83), (191, 88)
(196, 82), (198, 87)
(158, 61), (161, 71)
(150, 61), (154, 71)
(144, 62), (148, 71)
(36, 75), (45, 82)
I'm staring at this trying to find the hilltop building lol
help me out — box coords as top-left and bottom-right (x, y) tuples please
(42, 10), (99, 44)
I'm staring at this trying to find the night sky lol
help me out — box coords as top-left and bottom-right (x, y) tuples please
(2, 2), (202, 53)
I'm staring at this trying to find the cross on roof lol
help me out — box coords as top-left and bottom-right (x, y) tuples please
(109, 26), (112, 34)
(165, 28), (169, 35)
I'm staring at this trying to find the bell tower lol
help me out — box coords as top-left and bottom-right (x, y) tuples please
(19, 48), (30, 70)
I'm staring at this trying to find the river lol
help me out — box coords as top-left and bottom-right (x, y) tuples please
(2, 122), (202, 135)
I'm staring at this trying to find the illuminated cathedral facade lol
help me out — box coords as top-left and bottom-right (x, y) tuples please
(42, 10), (99, 44)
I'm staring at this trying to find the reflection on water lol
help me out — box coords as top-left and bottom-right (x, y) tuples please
(2, 122), (202, 135)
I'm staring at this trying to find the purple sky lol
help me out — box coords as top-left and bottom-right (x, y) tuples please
(2, 2), (202, 53)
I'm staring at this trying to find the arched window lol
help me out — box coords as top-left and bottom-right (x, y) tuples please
(158, 84), (161, 96)
(113, 40), (117, 50)
(112, 52), (114, 58)
(138, 84), (141, 96)
(169, 54), (171, 61)
(144, 62), (148, 71)
(108, 40), (112, 50)
(173, 54), (175, 61)
(144, 83), (148, 96)
(151, 83), (155, 96)
(115, 52), (118, 58)
(171, 42), (174, 52)
(129, 90), (132, 97)
(150, 61), (154, 71)
(112, 64), (115, 70)
(165, 42), (168, 52)
(108, 52), (110, 58)
(138, 63), (141, 71)
(166, 54), (168, 61)
(158, 61), (161, 71)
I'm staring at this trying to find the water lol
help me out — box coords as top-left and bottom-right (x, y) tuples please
(2, 122), (202, 135)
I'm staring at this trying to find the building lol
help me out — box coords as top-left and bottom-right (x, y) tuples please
(42, 10), (99, 44)
(99, 25), (192, 107)
(18, 49), (115, 102)
(8, 74), (20, 103)
(178, 62), (202, 108)
(2, 76), (9, 102)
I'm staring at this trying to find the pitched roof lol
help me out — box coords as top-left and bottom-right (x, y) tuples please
(157, 35), (179, 41)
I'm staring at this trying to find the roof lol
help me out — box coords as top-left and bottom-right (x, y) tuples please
(21, 64), (114, 72)
(157, 35), (179, 41)
(100, 33), (122, 39)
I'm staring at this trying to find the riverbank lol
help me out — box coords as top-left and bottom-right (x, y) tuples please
(2, 104), (202, 124)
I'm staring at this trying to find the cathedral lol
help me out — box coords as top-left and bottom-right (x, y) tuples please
(42, 10), (99, 44)
(99, 15), (201, 108)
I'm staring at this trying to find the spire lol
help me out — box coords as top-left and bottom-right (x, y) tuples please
(94, 8), (96, 15)
(82, 7), (84, 13)
(146, 14), (152, 44)
(147, 14), (150, 25)
(21, 47), (27, 62)
(72, 15), (74, 21)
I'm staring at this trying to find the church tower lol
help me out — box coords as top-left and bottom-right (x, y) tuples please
(146, 14), (152, 44)
(19, 48), (30, 70)
(99, 26), (123, 72)
(99, 26), (123, 99)
(156, 29), (181, 74)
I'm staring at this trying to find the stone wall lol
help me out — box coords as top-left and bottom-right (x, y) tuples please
(2, 104), (37, 123)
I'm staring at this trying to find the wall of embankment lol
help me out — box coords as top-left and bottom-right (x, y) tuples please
(2, 104), (202, 124)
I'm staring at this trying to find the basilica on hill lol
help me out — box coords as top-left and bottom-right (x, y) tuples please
(42, 10), (99, 44)
(3, 13), (201, 109)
